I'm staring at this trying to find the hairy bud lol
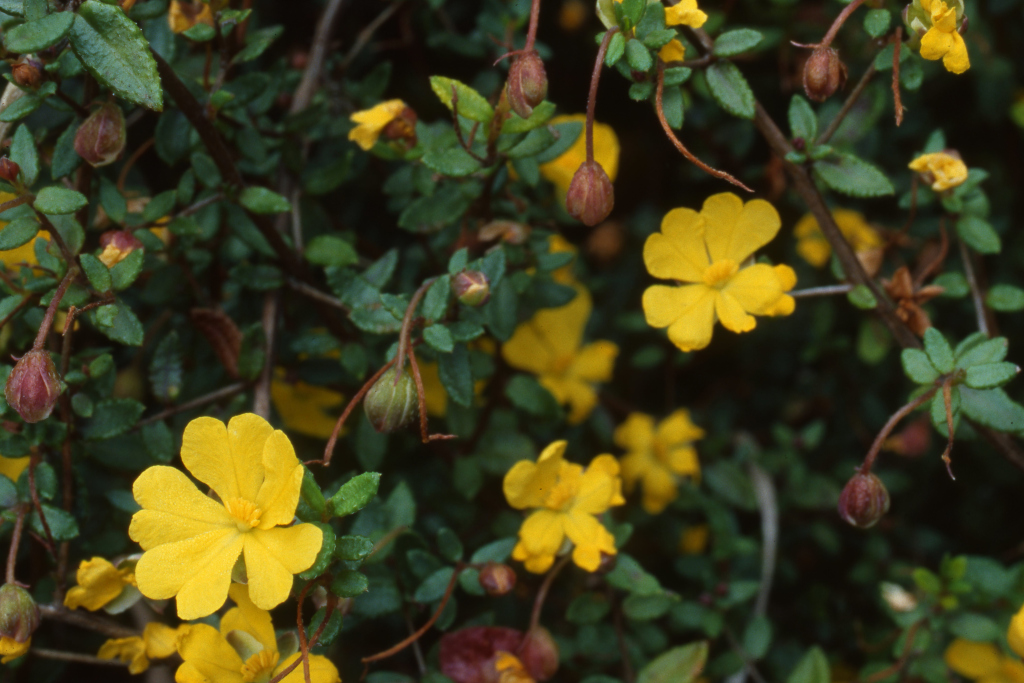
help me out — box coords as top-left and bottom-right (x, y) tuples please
(838, 471), (890, 529)
(566, 161), (614, 227)
(478, 562), (516, 596)
(803, 47), (846, 102)
(506, 50), (548, 119)
(74, 102), (127, 168)
(453, 271), (491, 307)
(0, 584), (39, 644)
(5, 350), (61, 423)
(11, 59), (42, 90)
(364, 366), (417, 433)
(98, 230), (144, 268)
(0, 158), (20, 184)
(517, 626), (559, 681)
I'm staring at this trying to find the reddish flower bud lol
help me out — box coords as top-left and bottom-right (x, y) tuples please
(11, 59), (42, 90)
(0, 584), (39, 644)
(439, 627), (525, 683)
(453, 271), (491, 307)
(803, 47), (846, 102)
(838, 471), (890, 529)
(0, 158), (20, 184)
(478, 562), (516, 596)
(98, 230), (144, 268)
(565, 161), (614, 227)
(383, 106), (418, 148)
(74, 102), (127, 168)
(5, 350), (61, 423)
(517, 626), (559, 681)
(364, 366), (417, 433)
(506, 50), (548, 119)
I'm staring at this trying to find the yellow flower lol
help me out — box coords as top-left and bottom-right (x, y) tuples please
(944, 639), (1024, 683)
(1009, 603), (1024, 659)
(793, 209), (884, 269)
(503, 440), (625, 573)
(64, 557), (136, 612)
(128, 414), (323, 619)
(918, 0), (969, 74)
(98, 623), (189, 675)
(665, 0), (707, 28)
(270, 369), (345, 440)
(908, 152), (969, 191)
(679, 524), (710, 554)
(176, 584), (340, 683)
(348, 99), (407, 151)
(502, 287), (618, 424)
(420, 360), (449, 418)
(614, 409), (704, 514)
(168, 0), (215, 34)
(495, 651), (536, 683)
(659, 39), (686, 63)
(539, 114), (620, 195)
(642, 193), (796, 352)
(0, 455), (29, 483)
(0, 636), (29, 663)
(0, 192), (48, 270)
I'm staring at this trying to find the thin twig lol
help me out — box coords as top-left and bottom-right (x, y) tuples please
(253, 292), (278, 419)
(340, 1), (404, 71)
(135, 382), (248, 428)
(530, 554), (572, 631)
(958, 235), (990, 337)
(585, 29), (618, 164)
(861, 388), (937, 473)
(859, 621), (922, 683)
(293, 0), (347, 112)
(32, 648), (127, 666)
(790, 284), (854, 298)
(5, 507), (24, 584)
(940, 379), (956, 480)
(892, 28), (904, 126)
(38, 605), (138, 638)
(395, 279), (435, 378)
(819, 0), (866, 47)
(817, 61), (877, 146)
(406, 348), (456, 444)
(286, 279), (351, 312)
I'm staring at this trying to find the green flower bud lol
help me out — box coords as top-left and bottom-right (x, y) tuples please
(5, 349), (62, 423)
(0, 584), (39, 644)
(364, 366), (417, 433)
(452, 271), (490, 307)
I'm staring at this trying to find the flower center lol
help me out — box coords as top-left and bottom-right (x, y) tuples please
(225, 498), (262, 531)
(240, 650), (279, 683)
(551, 354), (574, 376)
(544, 475), (577, 511)
(702, 260), (738, 288)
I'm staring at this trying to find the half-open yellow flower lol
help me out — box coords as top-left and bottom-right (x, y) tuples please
(64, 557), (136, 612)
(176, 584), (340, 683)
(539, 115), (619, 195)
(98, 623), (189, 674)
(794, 209), (884, 269)
(615, 409), (704, 514)
(665, 0), (707, 28)
(270, 368), (344, 440)
(503, 440), (625, 573)
(349, 99), (407, 151)
(502, 287), (618, 424)
(168, 0), (216, 34)
(918, 0), (969, 74)
(642, 193), (795, 352)
(908, 152), (968, 191)
(128, 414), (323, 619)
(945, 639), (1024, 683)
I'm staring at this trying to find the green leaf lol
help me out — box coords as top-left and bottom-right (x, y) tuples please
(965, 362), (1020, 390)
(79, 253), (112, 292)
(987, 285), (1024, 311)
(949, 613), (1002, 641)
(637, 642), (708, 683)
(934, 272), (969, 298)
(30, 505), (78, 541)
(863, 9), (891, 38)
(148, 331), (183, 402)
(297, 523), (334, 580)
(623, 593), (679, 620)
(306, 235), (358, 268)
(0, 217), (41, 252)
(712, 28), (762, 57)
(414, 567), (454, 603)
(923, 327), (955, 374)
(10, 124), (38, 187)
(232, 25), (283, 64)
(501, 100), (556, 134)
(660, 85), (684, 129)
(438, 343), (472, 407)
(328, 472), (381, 518)
(788, 95), (817, 143)
(110, 248), (144, 291)
(51, 121), (83, 179)
(239, 187), (290, 214)
(625, 38), (653, 71)
(331, 570), (369, 597)
(956, 336), (1008, 369)
(69, 0), (163, 111)
(81, 398), (144, 440)
(437, 528), (463, 562)
(813, 153), (894, 197)
(423, 324), (454, 352)
(429, 76), (494, 123)
(705, 61), (754, 119)
(4, 12), (74, 52)
(846, 284), (877, 310)
(505, 375), (560, 417)
(931, 386), (960, 434)
(787, 647), (829, 683)
(92, 300), (144, 346)
(335, 535), (374, 562)
(421, 146), (482, 177)
(422, 276), (451, 321)
(605, 31), (626, 66)
(34, 186), (88, 215)
(743, 615), (773, 660)
(182, 23), (215, 41)
(960, 387), (1024, 432)
(956, 216), (1001, 254)
(0, 95), (41, 123)
(902, 348), (939, 384)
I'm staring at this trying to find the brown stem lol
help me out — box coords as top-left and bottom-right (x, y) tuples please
(5, 506), (24, 583)
(817, 61), (877, 146)
(530, 553), (572, 630)
(892, 28), (904, 126)
(32, 648), (126, 666)
(134, 382), (248, 428)
(860, 388), (937, 474)
(27, 453), (57, 559)
(585, 29), (618, 163)
(655, 62), (752, 192)
(819, 0), (866, 48)
(395, 278), (435, 380)
(340, 0), (404, 72)
(406, 348), (456, 444)
(38, 604), (137, 638)
(292, 0), (346, 111)
(116, 138), (155, 192)
(940, 379), (956, 480)
(0, 194), (31, 214)
(524, 0), (542, 50)
(253, 292), (278, 419)
(35, 214), (77, 266)
(295, 580), (316, 683)
(265, 597), (336, 683)
(286, 279), (351, 312)
(32, 266), (77, 351)
(958, 235), (991, 337)
(319, 358), (397, 467)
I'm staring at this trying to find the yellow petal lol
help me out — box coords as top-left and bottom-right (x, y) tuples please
(134, 527), (242, 619)
(569, 340), (618, 383)
(614, 413), (656, 452)
(275, 653), (342, 683)
(98, 636), (149, 674)
(64, 557), (125, 611)
(242, 524), (323, 611)
(656, 409), (705, 446)
(348, 100), (406, 151)
(503, 287), (592, 374)
(539, 115), (620, 192)
(638, 465), (679, 514)
(177, 623), (245, 683)
(931, 2), (958, 31)
(943, 32), (970, 74)
(665, 0), (707, 28)
(664, 445), (700, 478)
(702, 193), (781, 264)
(129, 466), (234, 549)
(715, 291), (756, 333)
(945, 639), (1001, 678)
(643, 208), (708, 282)
(575, 454), (625, 513)
(642, 284), (717, 352)
(658, 39), (686, 62)
(504, 442), (567, 509)
(143, 622), (184, 660)
(0, 635), (29, 663)
(0, 456), (29, 483)
(221, 584), (277, 654)
(564, 509), (616, 571)
(1009, 604), (1024, 659)
(516, 509), (567, 569)
(270, 374), (344, 440)
(720, 263), (787, 316)
(181, 415), (268, 505)
(920, 27), (955, 62)
(255, 430), (304, 529)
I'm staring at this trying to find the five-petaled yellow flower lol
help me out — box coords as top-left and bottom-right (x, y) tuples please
(944, 639), (1024, 683)
(539, 114), (620, 195)
(98, 623), (190, 674)
(128, 414), (323, 619)
(615, 409), (704, 514)
(502, 287), (618, 424)
(908, 152), (968, 191)
(642, 193), (796, 352)
(348, 99), (407, 151)
(176, 584), (340, 683)
(918, 0), (969, 74)
(270, 368), (345, 440)
(665, 0), (707, 28)
(64, 557), (137, 612)
(503, 440), (625, 573)
(794, 209), (884, 270)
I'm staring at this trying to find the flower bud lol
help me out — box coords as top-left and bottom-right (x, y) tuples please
(803, 47), (846, 102)
(364, 366), (417, 433)
(11, 59), (42, 90)
(74, 102), (127, 168)
(5, 350), (62, 423)
(0, 158), (20, 184)
(0, 584), (39, 644)
(439, 627), (525, 683)
(837, 471), (890, 529)
(517, 626), (559, 681)
(382, 106), (418, 148)
(478, 220), (530, 245)
(565, 161), (614, 227)
(453, 271), (490, 307)
(98, 230), (144, 268)
(478, 562), (516, 596)
(506, 51), (548, 119)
